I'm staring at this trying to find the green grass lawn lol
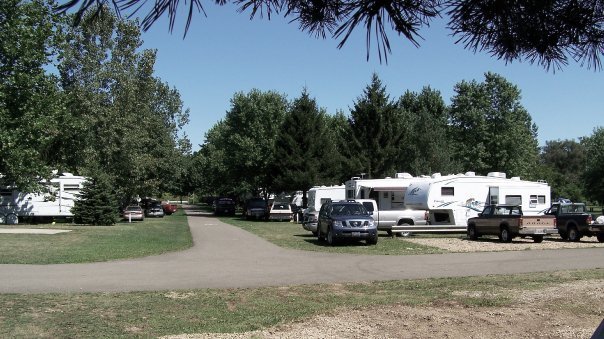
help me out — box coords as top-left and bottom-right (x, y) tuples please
(0, 209), (192, 264)
(1, 269), (601, 338)
(220, 215), (447, 255)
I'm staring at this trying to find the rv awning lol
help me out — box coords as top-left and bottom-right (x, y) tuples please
(370, 187), (407, 191)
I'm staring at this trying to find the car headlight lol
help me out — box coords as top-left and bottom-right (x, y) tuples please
(332, 220), (344, 227)
(367, 220), (375, 227)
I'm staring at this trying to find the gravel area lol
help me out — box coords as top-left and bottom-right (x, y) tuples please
(163, 279), (604, 339)
(403, 235), (604, 252)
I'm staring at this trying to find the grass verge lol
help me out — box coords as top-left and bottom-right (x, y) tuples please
(1, 269), (601, 338)
(0, 209), (192, 264)
(220, 216), (446, 255)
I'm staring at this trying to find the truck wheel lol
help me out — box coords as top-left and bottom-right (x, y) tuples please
(316, 227), (324, 242)
(467, 225), (478, 240)
(499, 227), (513, 243)
(367, 235), (378, 245)
(596, 234), (604, 243)
(559, 231), (568, 240)
(568, 226), (582, 242)
(326, 227), (337, 246)
(532, 235), (544, 243)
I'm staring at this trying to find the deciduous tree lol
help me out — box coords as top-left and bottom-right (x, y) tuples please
(57, 8), (190, 202)
(582, 128), (604, 204)
(0, 0), (65, 190)
(539, 139), (586, 202)
(448, 72), (539, 178)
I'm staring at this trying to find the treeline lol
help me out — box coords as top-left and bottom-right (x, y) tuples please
(190, 74), (604, 204)
(1, 0), (190, 205)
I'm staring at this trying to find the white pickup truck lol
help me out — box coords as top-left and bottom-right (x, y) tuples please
(354, 199), (428, 236)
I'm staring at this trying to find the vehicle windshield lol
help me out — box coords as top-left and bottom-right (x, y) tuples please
(561, 204), (586, 213)
(126, 206), (141, 211)
(332, 204), (368, 216)
(272, 203), (289, 210)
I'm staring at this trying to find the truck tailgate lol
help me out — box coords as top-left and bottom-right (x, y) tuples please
(519, 216), (557, 235)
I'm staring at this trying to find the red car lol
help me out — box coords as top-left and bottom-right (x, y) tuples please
(162, 202), (177, 215)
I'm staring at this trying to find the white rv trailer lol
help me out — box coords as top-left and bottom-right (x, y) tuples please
(0, 173), (87, 224)
(404, 171), (551, 228)
(344, 173), (432, 234)
(301, 185), (346, 233)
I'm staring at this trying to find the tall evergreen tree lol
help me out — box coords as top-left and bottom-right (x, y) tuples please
(72, 173), (119, 225)
(271, 89), (339, 200)
(398, 86), (457, 175)
(349, 74), (404, 178)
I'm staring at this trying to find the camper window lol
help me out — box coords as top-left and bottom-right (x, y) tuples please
(347, 190), (354, 199)
(64, 184), (80, 192)
(505, 195), (522, 205)
(530, 195), (546, 204)
(441, 187), (454, 196)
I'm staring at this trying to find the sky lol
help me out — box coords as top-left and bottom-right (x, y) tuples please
(139, 4), (604, 151)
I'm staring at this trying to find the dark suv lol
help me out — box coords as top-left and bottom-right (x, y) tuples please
(317, 200), (378, 246)
(244, 197), (268, 220)
(213, 197), (236, 216)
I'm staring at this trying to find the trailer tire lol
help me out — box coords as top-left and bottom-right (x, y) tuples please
(5, 213), (18, 225)
(499, 227), (513, 243)
(568, 226), (581, 242)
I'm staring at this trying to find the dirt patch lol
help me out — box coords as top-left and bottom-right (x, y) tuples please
(164, 279), (604, 339)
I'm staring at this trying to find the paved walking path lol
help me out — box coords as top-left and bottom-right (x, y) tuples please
(1, 206), (603, 294)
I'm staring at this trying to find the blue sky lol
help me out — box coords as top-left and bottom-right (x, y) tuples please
(140, 4), (603, 151)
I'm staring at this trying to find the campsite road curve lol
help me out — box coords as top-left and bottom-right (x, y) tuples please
(1, 206), (603, 294)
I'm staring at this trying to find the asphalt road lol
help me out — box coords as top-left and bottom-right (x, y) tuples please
(1, 206), (603, 294)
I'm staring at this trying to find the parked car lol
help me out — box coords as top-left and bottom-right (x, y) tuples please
(213, 197), (236, 215)
(145, 203), (165, 218)
(317, 200), (378, 245)
(122, 205), (144, 221)
(162, 201), (177, 215)
(269, 201), (293, 221)
(244, 197), (268, 220)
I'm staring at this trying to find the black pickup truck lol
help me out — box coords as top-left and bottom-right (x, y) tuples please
(544, 203), (604, 242)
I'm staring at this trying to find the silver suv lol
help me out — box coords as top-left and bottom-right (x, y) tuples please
(317, 200), (378, 246)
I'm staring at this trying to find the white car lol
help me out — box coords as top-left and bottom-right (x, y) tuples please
(269, 201), (293, 221)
